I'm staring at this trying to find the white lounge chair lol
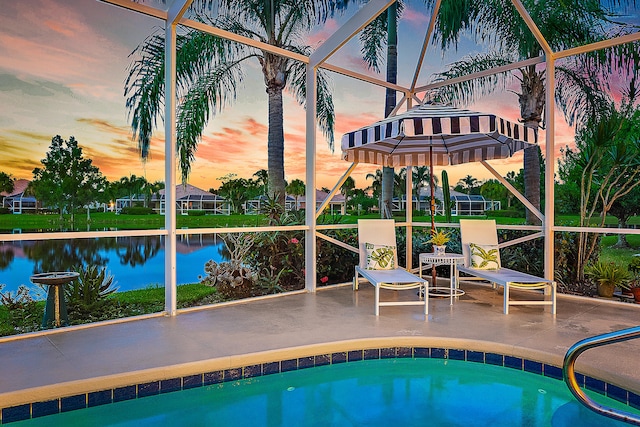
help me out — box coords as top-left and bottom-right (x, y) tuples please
(457, 219), (556, 315)
(353, 219), (429, 316)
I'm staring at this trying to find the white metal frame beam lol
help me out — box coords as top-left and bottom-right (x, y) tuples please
(95, 0), (640, 305)
(163, 0), (191, 316)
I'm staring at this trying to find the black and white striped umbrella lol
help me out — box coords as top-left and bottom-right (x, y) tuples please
(341, 103), (537, 167)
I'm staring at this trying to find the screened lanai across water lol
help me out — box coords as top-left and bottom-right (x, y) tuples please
(52, 0), (640, 314)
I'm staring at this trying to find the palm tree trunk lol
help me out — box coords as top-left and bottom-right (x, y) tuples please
(519, 67), (545, 226)
(267, 85), (286, 206)
(381, 3), (398, 219)
(524, 145), (541, 225)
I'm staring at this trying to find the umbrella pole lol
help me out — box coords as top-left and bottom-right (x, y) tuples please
(430, 145), (437, 288)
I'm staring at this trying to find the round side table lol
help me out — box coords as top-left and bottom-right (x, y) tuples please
(419, 253), (465, 305)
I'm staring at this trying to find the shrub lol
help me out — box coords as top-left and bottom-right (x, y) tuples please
(0, 284), (42, 335)
(0, 284), (36, 310)
(497, 229), (544, 276)
(316, 228), (358, 285)
(486, 209), (523, 218)
(554, 231), (600, 294)
(188, 210), (206, 216)
(66, 265), (118, 317)
(0, 207), (10, 215)
(120, 206), (156, 215)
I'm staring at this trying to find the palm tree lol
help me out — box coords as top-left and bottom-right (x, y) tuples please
(457, 175), (479, 194)
(430, 0), (637, 224)
(412, 166), (437, 200)
(340, 176), (356, 199)
(366, 169), (383, 199)
(253, 169), (269, 195)
(286, 178), (306, 209)
(125, 1), (336, 207)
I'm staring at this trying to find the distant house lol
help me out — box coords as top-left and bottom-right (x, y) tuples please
(116, 184), (230, 215)
(297, 190), (346, 215)
(244, 190), (346, 215)
(244, 194), (297, 215)
(1, 179), (39, 214)
(393, 186), (500, 216)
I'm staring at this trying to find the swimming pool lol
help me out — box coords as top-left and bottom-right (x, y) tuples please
(8, 358), (638, 426)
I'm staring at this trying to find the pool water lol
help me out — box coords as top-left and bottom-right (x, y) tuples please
(13, 358), (637, 426)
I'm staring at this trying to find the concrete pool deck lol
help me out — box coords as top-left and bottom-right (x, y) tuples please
(1, 281), (639, 411)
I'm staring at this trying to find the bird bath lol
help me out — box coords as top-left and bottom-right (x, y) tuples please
(30, 272), (79, 328)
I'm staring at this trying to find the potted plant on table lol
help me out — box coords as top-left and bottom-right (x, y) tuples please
(584, 261), (632, 298)
(427, 229), (450, 256)
(627, 257), (640, 303)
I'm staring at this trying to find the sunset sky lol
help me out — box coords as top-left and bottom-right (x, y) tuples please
(1, 0), (629, 193)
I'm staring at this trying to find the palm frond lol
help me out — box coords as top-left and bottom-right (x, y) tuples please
(359, 13), (387, 73)
(429, 53), (513, 106)
(176, 59), (246, 182)
(554, 64), (609, 129)
(125, 29), (166, 160)
(286, 45), (335, 150)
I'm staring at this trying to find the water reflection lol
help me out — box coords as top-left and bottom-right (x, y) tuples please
(0, 234), (228, 296)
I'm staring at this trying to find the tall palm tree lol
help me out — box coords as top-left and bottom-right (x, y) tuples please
(430, 0), (637, 224)
(125, 1), (336, 207)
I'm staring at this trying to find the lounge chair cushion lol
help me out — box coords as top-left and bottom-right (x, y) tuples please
(364, 243), (396, 270)
(469, 243), (501, 270)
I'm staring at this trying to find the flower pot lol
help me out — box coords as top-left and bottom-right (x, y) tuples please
(433, 245), (446, 256)
(630, 287), (640, 303)
(597, 283), (615, 298)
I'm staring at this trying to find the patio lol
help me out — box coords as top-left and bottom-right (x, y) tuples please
(1, 280), (639, 417)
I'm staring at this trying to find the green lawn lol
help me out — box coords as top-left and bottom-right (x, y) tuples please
(3, 211), (639, 230)
(0, 283), (221, 337)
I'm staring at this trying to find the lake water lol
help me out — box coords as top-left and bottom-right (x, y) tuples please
(0, 234), (228, 297)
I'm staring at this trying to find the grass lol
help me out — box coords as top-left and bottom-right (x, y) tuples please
(0, 283), (221, 337)
(600, 235), (640, 266)
(0, 212), (270, 231)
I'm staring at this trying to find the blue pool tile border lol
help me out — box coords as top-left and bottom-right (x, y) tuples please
(2, 346), (639, 424)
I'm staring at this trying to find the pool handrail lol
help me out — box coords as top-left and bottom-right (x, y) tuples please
(563, 325), (640, 425)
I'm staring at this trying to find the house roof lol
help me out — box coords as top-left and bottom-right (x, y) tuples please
(1, 179), (30, 197)
(315, 190), (346, 203)
(159, 183), (214, 199)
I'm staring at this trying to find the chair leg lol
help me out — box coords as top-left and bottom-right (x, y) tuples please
(374, 286), (380, 316)
(353, 268), (359, 291)
(504, 284), (510, 314)
(423, 284), (429, 316)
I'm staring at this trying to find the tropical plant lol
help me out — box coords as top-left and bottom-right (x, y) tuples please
(584, 261), (632, 297)
(427, 229), (450, 246)
(124, 0), (336, 208)
(430, 0), (638, 225)
(66, 265), (118, 310)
